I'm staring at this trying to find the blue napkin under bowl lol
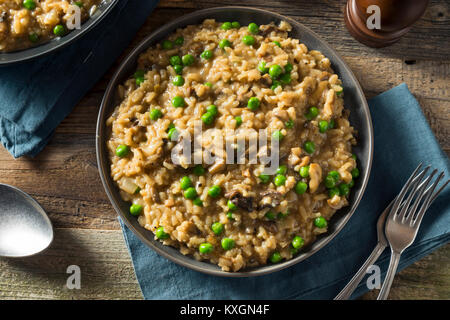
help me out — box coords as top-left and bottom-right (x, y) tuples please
(0, 0), (159, 158)
(120, 83), (449, 299)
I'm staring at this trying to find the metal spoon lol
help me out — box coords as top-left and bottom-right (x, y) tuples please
(0, 184), (53, 257)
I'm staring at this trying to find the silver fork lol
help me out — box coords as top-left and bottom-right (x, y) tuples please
(377, 164), (446, 300)
(335, 164), (448, 300)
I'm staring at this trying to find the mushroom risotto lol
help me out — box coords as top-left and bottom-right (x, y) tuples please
(107, 19), (359, 272)
(0, 0), (102, 52)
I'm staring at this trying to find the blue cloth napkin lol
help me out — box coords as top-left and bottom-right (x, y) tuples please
(120, 83), (450, 299)
(0, 0), (159, 158)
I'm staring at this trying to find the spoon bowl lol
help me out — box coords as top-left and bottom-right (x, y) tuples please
(0, 184), (53, 258)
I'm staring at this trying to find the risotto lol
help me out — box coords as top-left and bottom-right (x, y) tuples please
(106, 19), (359, 272)
(0, 0), (102, 52)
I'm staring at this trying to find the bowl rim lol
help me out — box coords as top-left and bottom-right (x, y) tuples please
(96, 6), (374, 277)
(0, 0), (118, 66)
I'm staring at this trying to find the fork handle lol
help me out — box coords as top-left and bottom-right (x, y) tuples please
(377, 250), (401, 300)
(335, 242), (387, 300)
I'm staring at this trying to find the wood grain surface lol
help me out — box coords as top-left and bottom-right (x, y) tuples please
(0, 0), (448, 300)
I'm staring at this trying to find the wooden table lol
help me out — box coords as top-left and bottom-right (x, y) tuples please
(0, 0), (448, 300)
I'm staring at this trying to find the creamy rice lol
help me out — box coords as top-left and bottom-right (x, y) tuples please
(0, 0), (101, 52)
(107, 19), (358, 272)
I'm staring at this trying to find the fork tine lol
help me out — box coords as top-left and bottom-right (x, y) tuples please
(390, 163), (423, 220)
(430, 178), (449, 203)
(411, 171), (445, 227)
(397, 167), (430, 220)
(404, 169), (437, 224)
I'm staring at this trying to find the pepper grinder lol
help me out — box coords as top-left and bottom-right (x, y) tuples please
(345, 0), (430, 48)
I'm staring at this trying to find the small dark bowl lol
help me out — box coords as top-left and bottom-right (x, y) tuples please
(96, 6), (374, 277)
(0, 0), (118, 66)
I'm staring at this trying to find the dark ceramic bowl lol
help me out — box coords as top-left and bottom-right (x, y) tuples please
(0, 0), (118, 66)
(96, 6), (373, 277)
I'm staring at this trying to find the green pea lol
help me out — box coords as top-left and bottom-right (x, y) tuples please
(201, 50), (213, 60)
(115, 144), (129, 157)
(291, 247), (299, 255)
(235, 116), (242, 127)
(279, 73), (291, 85)
(173, 64), (183, 75)
(201, 112), (215, 125)
(305, 107), (319, 120)
(184, 187), (197, 200)
(292, 236), (304, 249)
(247, 97), (260, 111)
(248, 23), (259, 34)
(278, 210), (289, 219)
(348, 180), (355, 188)
(314, 216), (328, 228)
(74, 1), (83, 7)
(231, 21), (241, 28)
(329, 119), (336, 129)
(269, 64), (283, 79)
(28, 33), (39, 43)
(351, 153), (357, 160)
(258, 61), (269, 74)
(328, 171), (340, 181)
(259, 174), (270, 184)
(242, 35), (255, 46)
(276, 165), (287, 175)
(53, 24), (65, 36)
(336, 88), (344, 97)
(134, 70), (145, 78)
(155, 226), (169, 239)
(269, 252), (282, 263)
(265, 211), (276, 220)
(149, 108), (163, 121)
(221, 22), (232, 30)
(319, 120), (329, 133)
(227, 212), (234, 220)
(172, 75), (185, 86)
(227, 200), (237, 211)
(339, 183), (350, 196)
(169, 55), (182, 66)
(303, 141), (315, 154)
(271, 80), (281, 91)
(134, 187), (141, 195)
(219, 39), (231, 49)
(284, 62), (293, 73)
(135, 77), (145, 86)
(295, 181), (308, 195)
(274, 174), (286, 186)
(193, 165), (205, 176)
(162, 40), (173, 50)
(204, 82), (213, 88)
(211, 222), (224, 235)
(167, 127), (178, 140)
(285, 119), (294, 129)
(174, 36), (184, 45)
(324, 175), (336, 189)
(272, 130), (284, 141)
(199, 243), (213, 254)
(195, 196), (204, 207)
(221, 238), (235, 250)
(182, 54), (195, 66)
(206, 104), (218, 117)
(273, 41), (281, 47)
(172, 95), (185, 108)
(129, 204), (143, 216)
(208, 185), (221, 198)
(23, 0), (36, 10)
(167, 123), (175, 131)
(299, 166), (309, 178)
(329, 187), (340, 198)
(351, 168), (360, 179)
(180, 176), (192, 190)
